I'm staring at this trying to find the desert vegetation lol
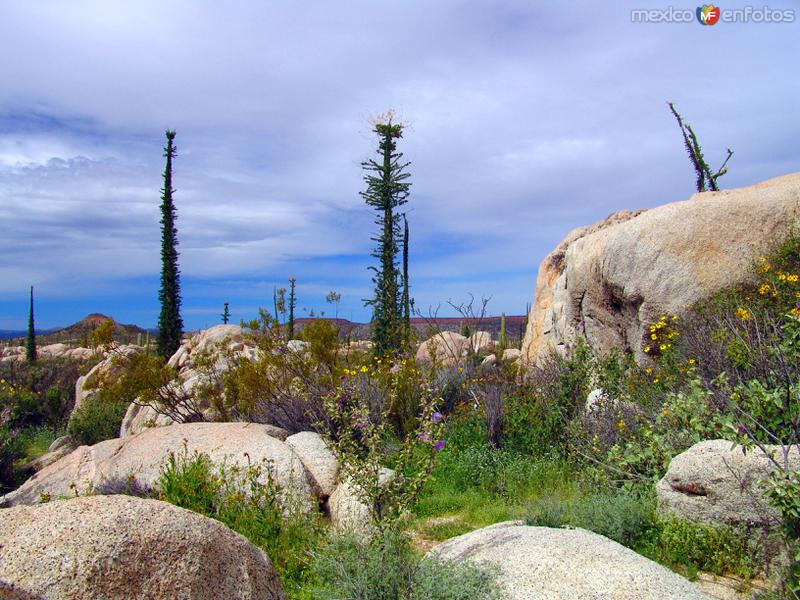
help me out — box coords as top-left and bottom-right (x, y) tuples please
(4, 229), (799, 598)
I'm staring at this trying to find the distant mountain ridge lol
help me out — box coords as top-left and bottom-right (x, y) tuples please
(1, 313), (528, 344)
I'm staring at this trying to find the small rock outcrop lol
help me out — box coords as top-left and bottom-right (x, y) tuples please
(122, 325), (255, 437)
(657, 439), (800, 529)
(328, 468), (395, 535)
(285, 431), (339, 498)
(71, 344), (143, 420)
(0, 495), (286, 599)
(522, 173), (800, 364)
(415, 331), (470, 364)
(429, 521), (712, 599)
(2, 422), (310, 511)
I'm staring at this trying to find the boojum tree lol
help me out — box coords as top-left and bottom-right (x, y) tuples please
(361, 111), (411, 356)
(221, 302), (230, 324)
(25, 285), (36, 363)
(157, 130), (184, 359)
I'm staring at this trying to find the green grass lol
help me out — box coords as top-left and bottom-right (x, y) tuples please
(16, 425), (59, 463)
(411, 426), (766, 583)
(412, 432), (578, 537)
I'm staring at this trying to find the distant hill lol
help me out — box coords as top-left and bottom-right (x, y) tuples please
(1, 314), (150, 346)
(292, 315), (528, 343)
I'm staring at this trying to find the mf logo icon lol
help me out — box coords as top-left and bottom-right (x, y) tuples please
(697, 4), (721, 25)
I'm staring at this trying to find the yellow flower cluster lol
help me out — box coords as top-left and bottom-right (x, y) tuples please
(0, 377), (15, 396)
(735, 307), (751, 321)
(643, 315), (677, 355)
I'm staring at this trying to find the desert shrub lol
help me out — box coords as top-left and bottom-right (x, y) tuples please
(308, 528), (503, 600)
(519, 341), (594, 456)
(643, 517), (765, 580)
(297, 318), (340, 371)
(323, 362), (445, 529)
(213, 310), (337, 433)
(0, 425), (23, 492)
(0, 357), (90, 430)
(92, 350), (207, 425)
(15, 424), (58, 463)
(526, 487), (655, 548)
(156, 446), (324, 594)
(67, 391), (129, 445)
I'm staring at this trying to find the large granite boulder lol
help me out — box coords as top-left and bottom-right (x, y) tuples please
(429, 521), (712, 599)
(0, 495), (286, 599)
(657, 439), (800, 529)
(522, 173), (800, 364)
(2, 422), (311, 511)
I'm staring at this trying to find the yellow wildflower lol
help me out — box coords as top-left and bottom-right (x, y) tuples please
(645, 368), (652, 374)
(644, 346), (651, 353)
(688, 358), (696, 365)
(759, 284), (771, 295)
(649, 325), (656, 333)
(735, 307), (751, 321)
(653, 377), (660, 384)
(659, 344), (666, 351)
(651, 334), (657, 340)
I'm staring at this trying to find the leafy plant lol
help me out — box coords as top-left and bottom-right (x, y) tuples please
(308, 528), (503, 600)
(323, 358), (445, 530)
(156, 445), (324, 595)
(67, 391), (129, 445)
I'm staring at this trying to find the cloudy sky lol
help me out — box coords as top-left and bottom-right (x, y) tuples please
(0, 1), (798, 330)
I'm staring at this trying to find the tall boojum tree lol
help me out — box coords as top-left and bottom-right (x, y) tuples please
(157, 130), (183, 359)
(25, 285), (36, 363)
(361, 111), (411, 356)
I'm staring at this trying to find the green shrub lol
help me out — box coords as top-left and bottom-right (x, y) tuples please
(643, 517), (764, 580)
(67, 392), (129, 445)
(308, 528), (503, 600)
(525, 487), (655, 548)
(0, 356), (93, 430)
(156, 446), (324, 595)
(0, 425), (23, 492)
(16, 425), (59, 463)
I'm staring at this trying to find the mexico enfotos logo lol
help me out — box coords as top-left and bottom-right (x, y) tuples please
(631, 5), (796, 23)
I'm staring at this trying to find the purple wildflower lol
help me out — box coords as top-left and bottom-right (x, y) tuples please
(431, 411), (443, 423)
(434, 440), (446, 452)
(737, 424), (747, 435)
(417, 432), (431, 442)
(277, 345), (287, 355)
